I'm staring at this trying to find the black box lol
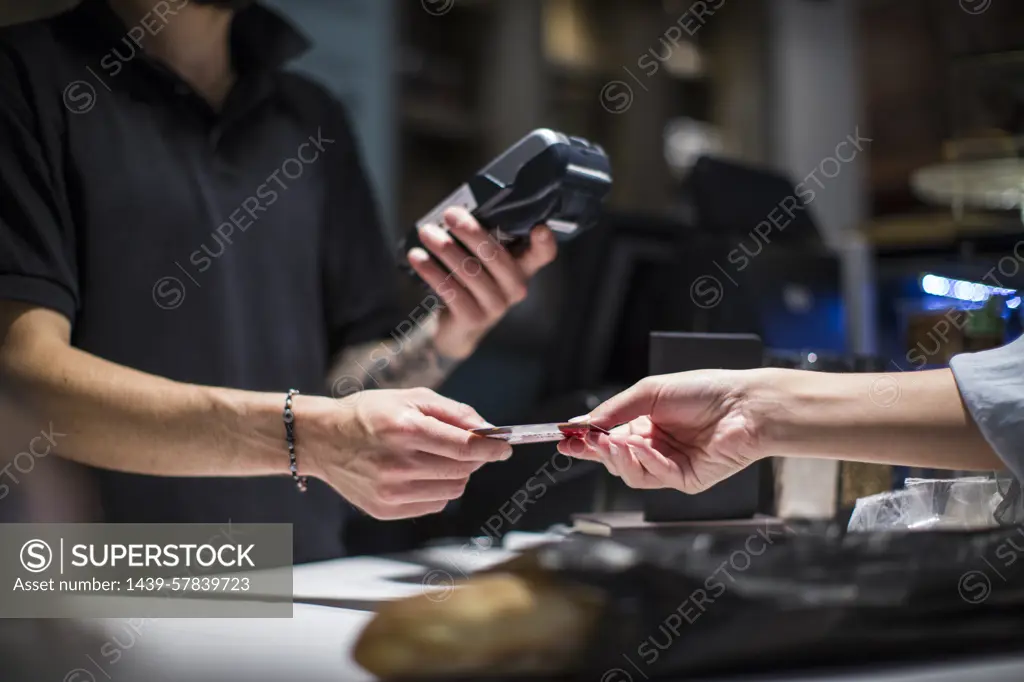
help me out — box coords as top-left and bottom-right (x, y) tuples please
(643, 332), (774, 522)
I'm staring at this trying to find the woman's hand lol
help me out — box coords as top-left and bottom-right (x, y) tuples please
(557, 371), (764, 494)
(559, 366), (1008, 493)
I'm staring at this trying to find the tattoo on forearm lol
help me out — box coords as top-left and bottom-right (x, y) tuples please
(329, 317), (460, 394)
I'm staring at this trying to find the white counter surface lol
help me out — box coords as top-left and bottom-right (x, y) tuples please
(63, 537), (534, 682)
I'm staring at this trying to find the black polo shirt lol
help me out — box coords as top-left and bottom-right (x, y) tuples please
(0, 1), (403, 562)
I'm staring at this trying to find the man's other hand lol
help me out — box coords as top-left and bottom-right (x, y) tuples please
(407, 207), (558, 360)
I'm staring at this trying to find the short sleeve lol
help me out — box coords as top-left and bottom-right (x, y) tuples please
(949, 335), (1024, 482)
(318, 95), (404, 355)
(0, 38), (78, 322)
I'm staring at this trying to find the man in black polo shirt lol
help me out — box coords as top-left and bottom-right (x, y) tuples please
(0, 0), (557, 562)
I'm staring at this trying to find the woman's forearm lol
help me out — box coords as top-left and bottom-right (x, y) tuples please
(748, 367), (1005, 472)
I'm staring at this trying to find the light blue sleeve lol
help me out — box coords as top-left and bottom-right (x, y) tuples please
(949, 335), (1024, 482)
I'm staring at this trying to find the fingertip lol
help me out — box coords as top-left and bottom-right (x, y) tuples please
(602, 428), (626, 444)
(559, 437), (600, 462)
(474, 437), (513, 461)
(460, 403), (487, 425)
(584, 414), (611, 431)
(442, 207), (460, 227)
(625, 434), (648, 448)
(444, 205), (472, 224)
(585, 385), (655, 431)
(532, 226), (558, 260)
(463, 406), (492, 430)
(419, 223), (451, 246)
(488, 441), (514, 462)
(562, 436), (589, 458)
(407, 247), (430, 265)
(606, 433), (632, 455)
(584, 404), (619, 430)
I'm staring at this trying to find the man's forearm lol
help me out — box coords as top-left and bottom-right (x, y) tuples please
(329, 315), (459, 393)
(749, 367), (1004, 471)
(1, 311), (288, 477)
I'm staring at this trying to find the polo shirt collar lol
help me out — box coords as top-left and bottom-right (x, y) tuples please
(230, 3), (311, 74)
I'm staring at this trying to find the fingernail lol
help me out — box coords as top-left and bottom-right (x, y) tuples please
(452, 212), (479, 232)
(444, 206), (468, 221)
(408, 247), (429, 263)
(420, 223), (451, 245)
(569, 414), (590, 423)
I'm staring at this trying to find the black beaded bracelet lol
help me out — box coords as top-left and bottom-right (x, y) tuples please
(283, 389), (308, 492)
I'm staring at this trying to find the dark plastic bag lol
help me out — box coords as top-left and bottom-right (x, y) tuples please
(469, 522), (1024, 681)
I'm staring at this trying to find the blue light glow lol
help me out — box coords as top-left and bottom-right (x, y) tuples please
(919, 274), (1015, 304)
(921, 274), (950, 297)
(1009, 297), (1022, 310)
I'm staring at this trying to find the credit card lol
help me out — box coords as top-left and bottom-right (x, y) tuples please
(470, 422), (609, 445)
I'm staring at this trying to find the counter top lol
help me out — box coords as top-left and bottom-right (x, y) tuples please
(57, 534), (1024, 682)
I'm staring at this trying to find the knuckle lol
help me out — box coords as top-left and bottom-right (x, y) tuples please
(390, 413), (422, 438)
(411, 386), (434, 401)
(375, 482), (406, 505)
(460, 305), (486, 325)
(509, 284), (528, 304)
(636, 375), (656, 390)
(460, 406), (482, 425)
(636, 376), (661, 394)
(375, 457), (407, 482)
